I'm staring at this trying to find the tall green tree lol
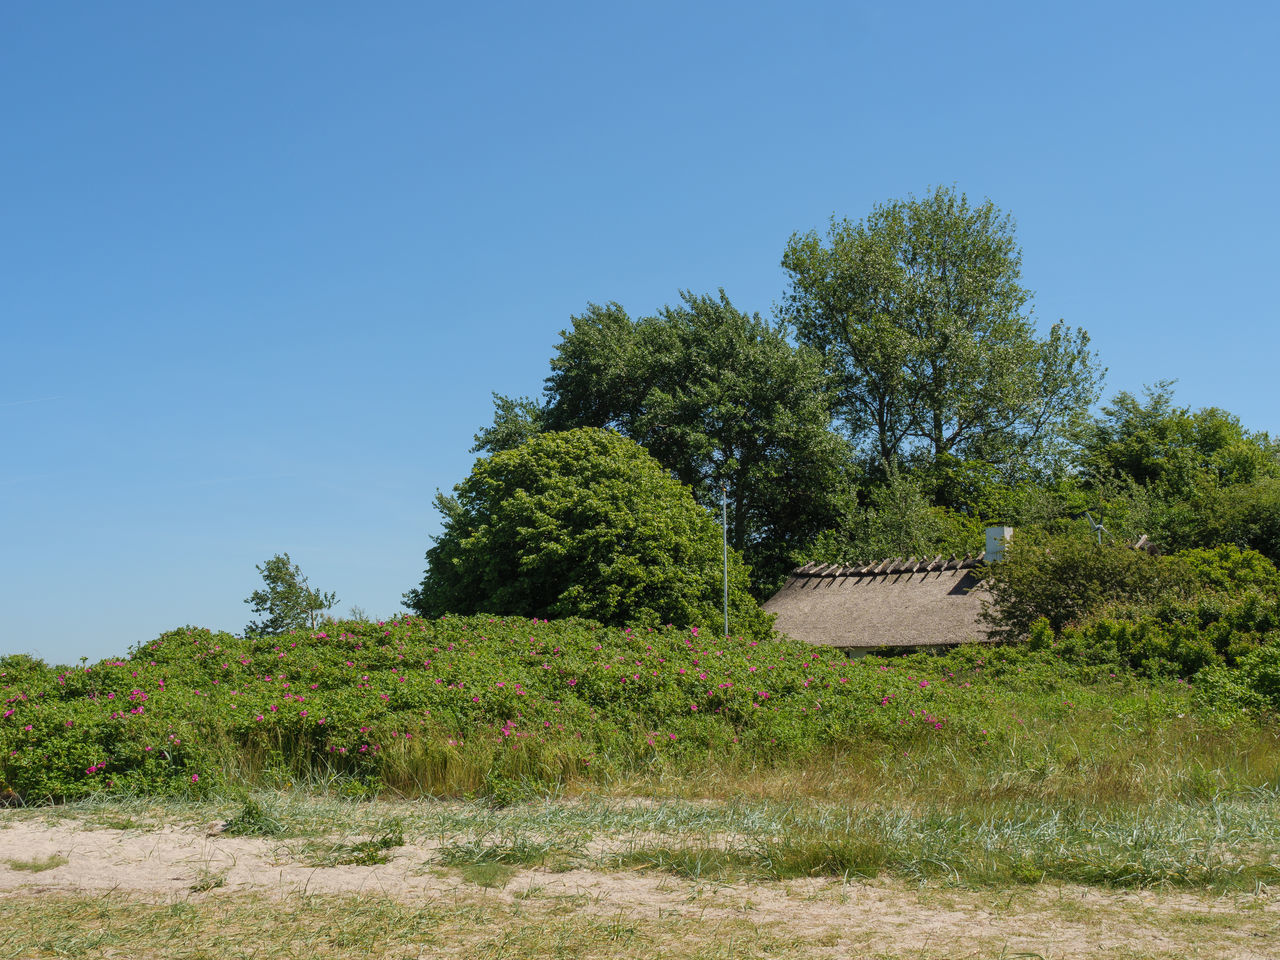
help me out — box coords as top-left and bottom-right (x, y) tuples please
(1074, 383), (1280, 560)
(405, 428), (771, 635)
(476, 290), (854, 588)
(1075, 381), (1279, 497)
(780, 186), (1102, 478)
(243, 553), (338, 636)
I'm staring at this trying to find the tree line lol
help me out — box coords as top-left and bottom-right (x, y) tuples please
(250, 186), (1279, 636)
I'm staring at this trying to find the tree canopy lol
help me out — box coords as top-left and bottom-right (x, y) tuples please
(1074, 383), (1280, 562)
(244, 553), (337, 636)
(447, 187), (1275, 617)
(1075, 381), (1279, 497)
(476, 290), (853, 588)
(780, 186), (1102, 478)
(405, 428), (772, 636)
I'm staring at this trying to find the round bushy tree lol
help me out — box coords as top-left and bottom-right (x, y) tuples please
(404, 428), (772, 636)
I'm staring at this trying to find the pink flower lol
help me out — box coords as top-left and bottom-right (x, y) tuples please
(190, 774), (199, 783)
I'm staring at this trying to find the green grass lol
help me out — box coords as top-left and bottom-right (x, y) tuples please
(0, 882), (1272, 959)
(8, 773), (1279, 893)
(5, 852), (68, 872)
(220, 797), (285, 836)
(0, 891), (812, 960)
(188, 870), (226, 892)
(456, 861), (519, 888)
(295, 824), (406, 866)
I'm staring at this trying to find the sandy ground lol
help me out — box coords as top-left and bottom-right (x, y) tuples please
(2, 818), (1278, 959)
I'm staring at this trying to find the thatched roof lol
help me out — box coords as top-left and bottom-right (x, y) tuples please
(764, 554), (992, 649)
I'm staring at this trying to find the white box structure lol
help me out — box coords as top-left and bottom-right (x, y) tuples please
(985, 526), (1013, 563)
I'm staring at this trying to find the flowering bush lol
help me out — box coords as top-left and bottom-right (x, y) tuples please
(0, 615), (1212, 803)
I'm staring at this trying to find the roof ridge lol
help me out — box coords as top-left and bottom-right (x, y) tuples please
(788, 551), (989, 579)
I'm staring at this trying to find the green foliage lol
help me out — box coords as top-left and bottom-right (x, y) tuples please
(1175, 477), (1280, 563)
(1179, 544), (1280, 593)
(1005, 542), (1280, 680)
(498, 290), (855, 589)
(1240, 645), (1280, 708)
(405, 428), (772, 635)
(222, 797), (285, 836)
(805, 469), (983, 564)
(1072, 384), (1280, 563)
(1194, 646), (1280, 721)
(244, 553), (337, 637)
(471, 393), (546, 454)
(780, 185), (1102, 475)
(982, 529), (1193, 641)
(3, 616), (1276, 805)
(1076, 382), (1279, 497)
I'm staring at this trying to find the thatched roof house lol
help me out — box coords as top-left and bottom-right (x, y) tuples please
(764, 553), (992, 650)
(766, 526), (1157, 650)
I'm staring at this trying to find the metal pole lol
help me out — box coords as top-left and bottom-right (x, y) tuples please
(722, 482), (729, 639)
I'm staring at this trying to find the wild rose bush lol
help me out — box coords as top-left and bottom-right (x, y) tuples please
(1, 615), (1196, 802)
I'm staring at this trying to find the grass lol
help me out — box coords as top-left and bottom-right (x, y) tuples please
(220, 797), (285, 837)
(188, 870), (226, 892)
(0, 884), (1273, 959)
(5, 852), (68, 872)
(295, 824), (406, 867)
(9, 768), (1279, 892)
(2, 787), (1277, 958)
(8, 616), (1275, 807)
(421, 790), (1280, 891)
(457, 861), (519, 888)
(0, 891), (810, 960)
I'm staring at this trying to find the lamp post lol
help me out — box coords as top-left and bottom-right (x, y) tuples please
(722, 482), (729, 639)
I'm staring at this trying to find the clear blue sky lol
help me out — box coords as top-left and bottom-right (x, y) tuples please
(4, 2), (1277, 666)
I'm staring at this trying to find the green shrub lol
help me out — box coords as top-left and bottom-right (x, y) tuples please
(0, 615), (1258, 803)
(1179, 544), (1280, 593)
(982, 529), (1192, 640)
(1240, 646), (1280, 709)
(404, 428), (771, 636)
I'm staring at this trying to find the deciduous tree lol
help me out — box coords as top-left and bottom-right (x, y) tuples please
(780, 186), (1102, 478)
(405, 428), (771, 635)
(476, 291), (854, 588)
(244, 553), (337, 636)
